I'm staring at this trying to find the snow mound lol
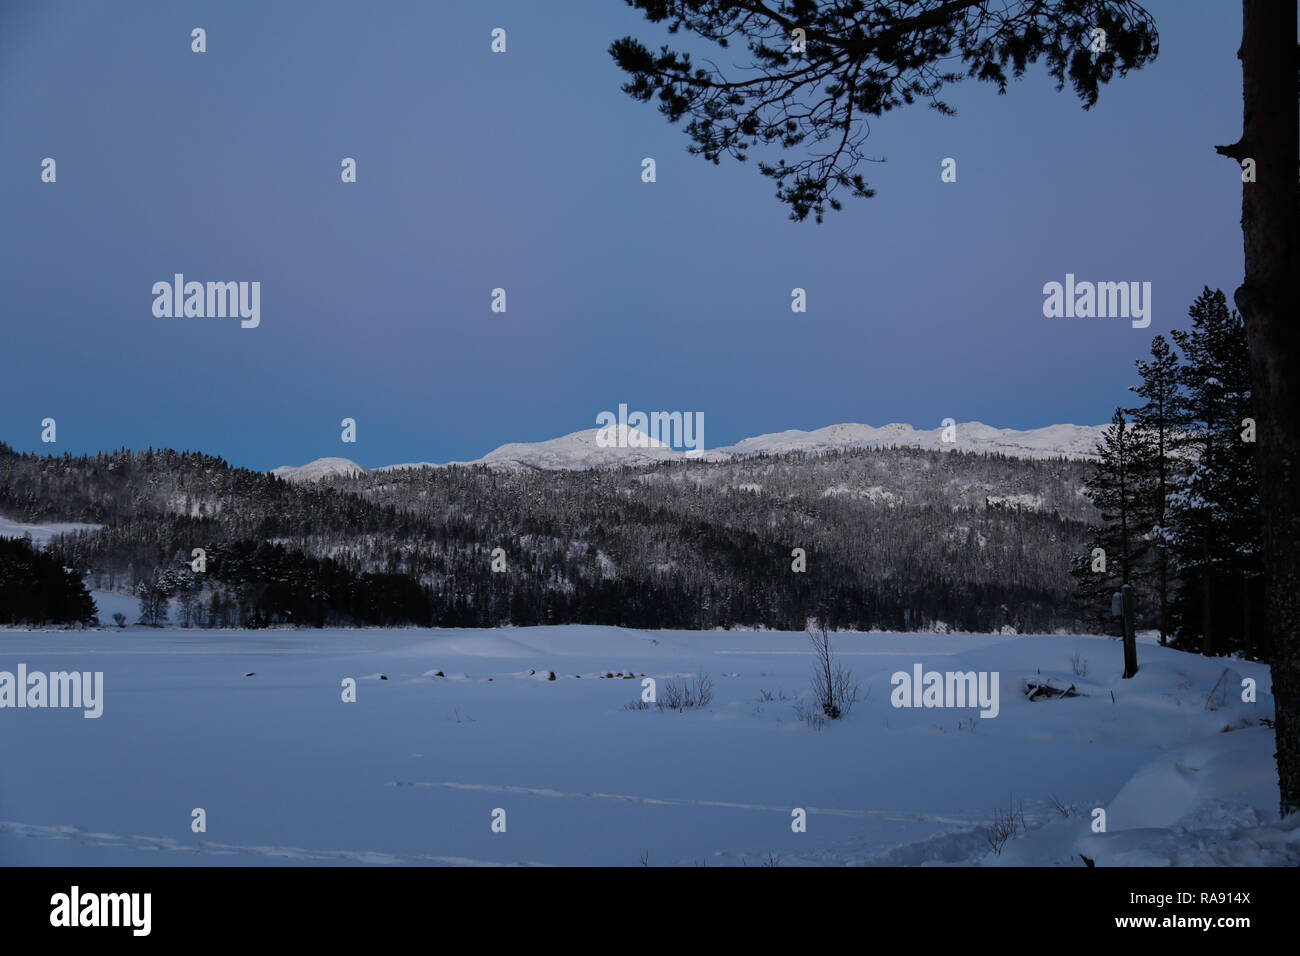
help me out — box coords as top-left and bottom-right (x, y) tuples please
(1105, 727), (1280, 832)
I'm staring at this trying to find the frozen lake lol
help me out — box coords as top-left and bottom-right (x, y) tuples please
(0, 623), (1289, 866)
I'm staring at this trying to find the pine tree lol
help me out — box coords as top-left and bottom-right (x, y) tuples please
(1127, 334), (1184, 643)
(1077, 408), (1155, 625)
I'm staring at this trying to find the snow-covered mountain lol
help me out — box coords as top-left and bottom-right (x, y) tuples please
(271, 420), (1107, 480)
(713, 421), (1108, 461)
(270, 457), (369, 482)
(274, 426), (689, 480)
(474, 424), (685, 470)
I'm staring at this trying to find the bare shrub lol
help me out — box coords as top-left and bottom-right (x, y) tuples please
(792, 698), (826, 730)
(1205, 668), (1231, 711)
(656, 673), (714, 712)
(754, 687), (792, 715)
(1048, 794), (1074, 818)
(1069, 651), (1088, 678)
(985, 794), (1027, 856)
(807, 628), (861, 719)
(659, 679), (684, 711)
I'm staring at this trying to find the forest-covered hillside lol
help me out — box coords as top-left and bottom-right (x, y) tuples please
(0, 442), (1097, 632)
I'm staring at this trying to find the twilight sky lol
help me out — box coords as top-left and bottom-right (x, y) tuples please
(0, 0), (1247, 471)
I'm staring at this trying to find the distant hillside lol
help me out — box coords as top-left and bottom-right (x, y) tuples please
(1, 440), (1098, 632)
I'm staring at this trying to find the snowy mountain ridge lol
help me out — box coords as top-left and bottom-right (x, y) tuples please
(271, 420), (1108, 481)
(269, 457), (369, 481)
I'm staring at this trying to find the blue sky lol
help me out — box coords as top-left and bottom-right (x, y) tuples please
(0, 0), (1247, 470)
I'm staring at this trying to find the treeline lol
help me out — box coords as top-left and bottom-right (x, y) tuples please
(2, 436), (1099, 633)
(132, 540), (436, 628)
(1074, 287), (1265, 659)
(0, 536), (96, 626)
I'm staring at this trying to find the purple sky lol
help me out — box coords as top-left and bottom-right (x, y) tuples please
(0, 0), (1250, 470)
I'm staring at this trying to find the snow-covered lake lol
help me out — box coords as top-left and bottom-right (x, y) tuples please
(0, 623), (1291, 866)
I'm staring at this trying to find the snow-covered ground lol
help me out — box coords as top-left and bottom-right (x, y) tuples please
(83, 590), (151, 628)
(0, 624), (1292, 866)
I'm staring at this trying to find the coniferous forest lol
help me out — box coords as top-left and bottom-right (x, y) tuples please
(1073, 288), (1265, 660)
(1, 440), (1095, 635)
(0, 536), (96, 626)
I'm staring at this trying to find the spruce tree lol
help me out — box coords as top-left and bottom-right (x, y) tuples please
(1167, 288), (1261, 657)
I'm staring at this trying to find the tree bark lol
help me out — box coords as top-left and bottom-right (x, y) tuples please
(1122, 584), (1138, 679)
(1158, 410), (1169, 644)
(1218, 0), (1300, 814)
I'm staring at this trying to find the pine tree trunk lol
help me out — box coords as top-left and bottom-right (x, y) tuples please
(1158, 421), (1168, 644)
(1243, 574), (1252, 660)
(1158, 549), (1168, 645)
(1218, 0), (1300, 814)
(1122, 584), (1138, 679)
(1202, 543), (1214, 657)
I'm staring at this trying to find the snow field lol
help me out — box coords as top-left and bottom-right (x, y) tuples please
(0, 625), (1291, 866)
